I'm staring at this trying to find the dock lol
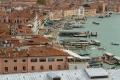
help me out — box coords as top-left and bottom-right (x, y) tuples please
(73, 33), (88, 37)
(103, 60), (114, 65)
(59, 30), (98, 37)
(90, 32), (97, 36)
(59, 30), (81, 36)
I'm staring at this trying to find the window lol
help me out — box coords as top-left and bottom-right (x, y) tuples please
(22, 59), (26, 62)
(14, 59), (17, 62)
(58, 65), (61, 70)
(14, 67), (17, 72)
(64, 65), (66, 69)
(48, 58), (55, 62)
(31, 58), (37, 62)
(4, 67), (8, 72)
(39, 58), (46, 62)
(49, 65), (52, 70)
(74, 66), (77, 70)
(40, 65), (44, 70)
(31, 66), (35, 71)
(23, 66), (26, 71)
(53, 77), (61, 80)
(57, 59), (63, 61)
(4, 60), (8, 63)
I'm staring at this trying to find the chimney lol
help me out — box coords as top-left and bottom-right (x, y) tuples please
(8, 53), (10, 57)
(41, 50), (45, 52)
(13, 49), (16, 52)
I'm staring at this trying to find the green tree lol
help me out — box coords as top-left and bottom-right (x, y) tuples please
(37, 0), (46, 5)
(83, 4), (90, 7)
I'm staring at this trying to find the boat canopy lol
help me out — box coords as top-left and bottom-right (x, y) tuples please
(70, 42), (89, 44)
(59, 30), (80, 33)
(113, 56), (120, 61)
(93, 39), (100, 43)
(62, 49), (90, 59)
(67, 56), (74, 59)
(104, 52), (114, 57)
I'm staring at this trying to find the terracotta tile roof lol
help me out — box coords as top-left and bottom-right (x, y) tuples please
(24, 35), (52, 45)
(29, 45), (69, 57)
(0, 45), (69, 58)
(0, 29), (5, 34)
(0, 33), (11, 38)
(0, 48), (28, 58)
(23, 0), (37, 2)
(0, 14), (7, 18)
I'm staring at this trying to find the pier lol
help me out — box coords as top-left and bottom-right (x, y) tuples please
(59, 30), (81, 36)
(73, 33), (88, 37)
(59, 30), (98, 37)
(103, 60), (114, 65)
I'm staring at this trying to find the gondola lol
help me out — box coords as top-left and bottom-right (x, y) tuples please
(79, 53), (91, 56)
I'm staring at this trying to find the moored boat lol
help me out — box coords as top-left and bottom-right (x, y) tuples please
(92, 21), (99, 25)
(97, 47), (106, 50)
(79, 53), (91, 56)
(80, 22), (86, 24)
(90, 39), (101, 46)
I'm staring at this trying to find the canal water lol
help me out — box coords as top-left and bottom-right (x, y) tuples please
(57, 14), (120, 69)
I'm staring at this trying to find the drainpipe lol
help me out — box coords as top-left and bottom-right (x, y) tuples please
(74, 57), (75, 64)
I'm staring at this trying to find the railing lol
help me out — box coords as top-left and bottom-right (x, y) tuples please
(68, 62), (87, 64)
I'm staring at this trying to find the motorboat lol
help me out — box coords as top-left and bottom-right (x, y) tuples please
(92, 21), (99, 25)
(79, 53), (91, 56)
(98, 16), (104, 18)
(80, 22), (86, 24)
(89, 63), (100, 66)
(70, 23), (84, 28)
(97, 47), (106, 50)
(90, 39), (101, 46)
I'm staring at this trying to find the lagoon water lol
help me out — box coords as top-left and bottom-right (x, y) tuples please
(58, 14), (120, 68)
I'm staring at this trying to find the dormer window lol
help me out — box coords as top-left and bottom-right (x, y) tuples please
(3, 19), (6, 23)
(8, 19), (10, 23)
(29, 40), (34, 42)
(14, 19), (22, 23)
(26, 18), (30, 22)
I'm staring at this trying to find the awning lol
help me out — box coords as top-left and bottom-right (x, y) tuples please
(62, 49), (90, 59)
(114, 56), (120, 61)
(67, 56), (74, 59)
(104, 52), (114, 57)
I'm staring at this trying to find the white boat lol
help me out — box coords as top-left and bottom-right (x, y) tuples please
(97, 47), (105, 50)
(92, 21), (99, 25)
(118, 12), (120, 15)
(91, 39), (101, 46)
(71, 24), (84, 28)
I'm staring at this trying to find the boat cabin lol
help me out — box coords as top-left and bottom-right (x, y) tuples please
(103, 52), (115, 60)
(71, 24), (84, 28)
(91, 39), (101, 46)
(59, 30), (80, 36)
(69, 42), (90, 46)
(113, 56), (120, 64)
(92, 21), (99, 25)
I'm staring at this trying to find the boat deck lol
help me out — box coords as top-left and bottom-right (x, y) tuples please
(103, 60), (115, 65)
(73, 34), (88, 37)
